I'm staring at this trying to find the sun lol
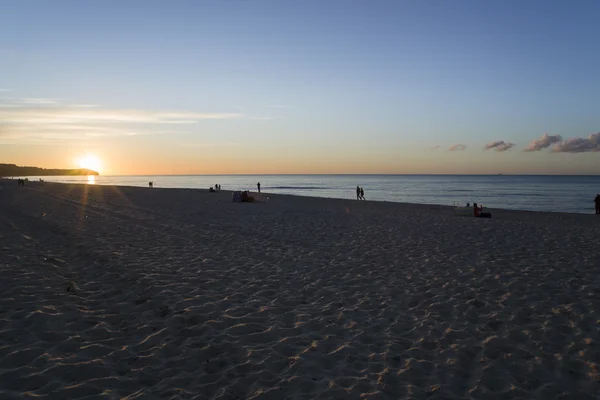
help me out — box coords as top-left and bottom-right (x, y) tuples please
(77, 154), (102, 173)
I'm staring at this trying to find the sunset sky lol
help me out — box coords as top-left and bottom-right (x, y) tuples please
(1, 0), (599, 175)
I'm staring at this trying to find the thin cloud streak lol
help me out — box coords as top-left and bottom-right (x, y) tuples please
(0, 124), (142, 144)
(21, 98), (60, 105)
(484, 140), (516, 152)
(0, 102), (244, 144)
(524, 133), (562, 152)
(177, 141), (239, 147)
(448, 144), (466, 151)
(1, 108), (242, 124)
(552, 132), (600, 153)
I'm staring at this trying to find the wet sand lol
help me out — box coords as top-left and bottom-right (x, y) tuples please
(0, 180), (598, 399)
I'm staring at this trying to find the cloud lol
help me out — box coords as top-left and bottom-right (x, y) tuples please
(0, 88), (11, 92)
(448, 144), (466, 151)
(0, 100), (243, 144)
(178, 141), (239, 147)
(0, 107), (241, 125)
(524, 133), (563, 152)
(0, 124), (142, 144)
(484, 140), (516, 152)
(552, 132), (600, 153)
(252, 117), (274, 120)
(20, 98), (59, 105)
(267, 105), (289, 109)
(68, 104), (100, 108)
(430, 145), (440, 150)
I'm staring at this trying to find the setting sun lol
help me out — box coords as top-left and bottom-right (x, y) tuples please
(77, 154), (102, 174)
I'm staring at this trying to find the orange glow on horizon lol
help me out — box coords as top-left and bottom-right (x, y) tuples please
(76, 154), (102, 174)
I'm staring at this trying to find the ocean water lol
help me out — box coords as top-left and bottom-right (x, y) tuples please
(13, 174), (600, 214)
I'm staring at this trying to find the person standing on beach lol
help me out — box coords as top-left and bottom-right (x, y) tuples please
(257, 182), (261, 193)
(360, 187), (365, 200)
(356, 186), (360, 200)
(595, 194), (600, 214)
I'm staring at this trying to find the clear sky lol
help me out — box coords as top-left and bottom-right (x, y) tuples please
(1, 0), (599, 175)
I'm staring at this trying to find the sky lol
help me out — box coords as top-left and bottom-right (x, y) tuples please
(1, 0), (599, 175)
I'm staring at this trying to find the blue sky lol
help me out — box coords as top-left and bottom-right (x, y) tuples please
(1, 0), (599, 174)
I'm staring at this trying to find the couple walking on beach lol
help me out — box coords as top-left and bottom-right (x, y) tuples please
(356, 186), (365, 200)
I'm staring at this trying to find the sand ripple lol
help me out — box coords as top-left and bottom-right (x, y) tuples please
(0, 181), (599, 399)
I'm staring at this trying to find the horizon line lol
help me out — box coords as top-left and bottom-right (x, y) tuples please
(95, 173), (600, 177)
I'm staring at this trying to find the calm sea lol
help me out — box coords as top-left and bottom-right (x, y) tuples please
(14, 174), (600, 214)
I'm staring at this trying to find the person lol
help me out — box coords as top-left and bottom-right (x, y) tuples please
(360, 187), (365, 200)
(466, 203), (470, 207)
(356, 186), (360, 200)
(474, 203), (492, 218)
(595, 194), (600, 214)
(209, 186), (216, 192)
(148, 181), (153, 188)
(257, 182), (261, 193)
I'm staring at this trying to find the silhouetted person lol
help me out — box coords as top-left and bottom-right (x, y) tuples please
(474, 203), (492, 218)
(356, 186), (360, 200)
(257, 182), (261, 193)
(595, 194), (600, 214)
(149, 181), (153, 188)
(360, 187), (365, 200)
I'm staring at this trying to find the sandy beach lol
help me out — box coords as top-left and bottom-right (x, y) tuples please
(0, 180), (598, 399)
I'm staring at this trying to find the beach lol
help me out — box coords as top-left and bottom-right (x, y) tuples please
(0, 180), (598, 399)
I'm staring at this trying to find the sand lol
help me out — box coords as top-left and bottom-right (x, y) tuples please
(0, 180), (598, 399)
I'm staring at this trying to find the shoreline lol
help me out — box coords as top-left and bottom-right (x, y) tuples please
(2, 178), (598, 219)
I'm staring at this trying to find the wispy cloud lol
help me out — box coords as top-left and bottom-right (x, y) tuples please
(267, 105), (289, 109)
(448, 144), (466, 151)
(68, 104), (100, 108)
(1, 108), (241, 124)
(524, 133), (562, 152)
(484, 140), (515, 152)
(0, 99), (244, 144)
(0, 88), (11, 92)
(252, 117), (274, 121)
(552, 132), (600, 153)
(20, 98), (60, 105)
(177, 141), (239, 148)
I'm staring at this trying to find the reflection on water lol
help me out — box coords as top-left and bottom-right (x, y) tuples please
(87, 175), (95, 184)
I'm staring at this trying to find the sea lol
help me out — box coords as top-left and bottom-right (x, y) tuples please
(11, 174), (600, 214)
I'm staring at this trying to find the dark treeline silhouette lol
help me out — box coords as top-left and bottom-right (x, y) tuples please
(0, 164), (99, 177)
